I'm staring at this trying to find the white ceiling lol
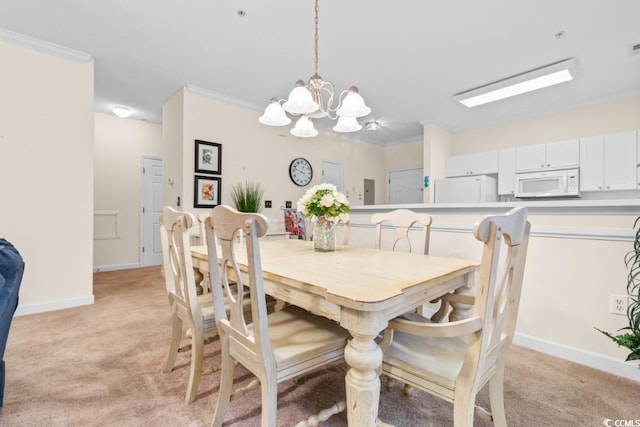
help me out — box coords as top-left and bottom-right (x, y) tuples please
(1, 0), (639, 146)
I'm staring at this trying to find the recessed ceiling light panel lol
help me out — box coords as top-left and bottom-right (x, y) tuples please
(454, 58), (577, 108)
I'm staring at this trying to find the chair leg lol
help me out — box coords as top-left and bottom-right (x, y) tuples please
(184, 328), (204, 404)
(430, 299), (450, 322)
(453, 388), (476, 427)
(260, 373), (278, 427)
(164, 314), (182, 373)
(488, 366), (508, 427)
(211, 341), (235, 427)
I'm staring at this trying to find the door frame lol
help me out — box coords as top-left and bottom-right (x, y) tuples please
(140, 155), (163, 266)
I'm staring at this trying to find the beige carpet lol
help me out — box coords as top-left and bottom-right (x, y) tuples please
(0, 266), (637, 426)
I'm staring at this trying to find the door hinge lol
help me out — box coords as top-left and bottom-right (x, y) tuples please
(142, 207), (145, 213)
(143, 167), (146, 173)
(142, 246), (145, 253)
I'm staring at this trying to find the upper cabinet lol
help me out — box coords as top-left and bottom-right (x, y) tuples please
(445, 150), (499, 177)
(515, 139), (579, 171)
(580, 131), (638, 192)
(498, 148), (516, 196)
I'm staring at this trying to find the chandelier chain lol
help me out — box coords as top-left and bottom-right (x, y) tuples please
(314, 0), (319, 75)
(257, 0), (370, 136)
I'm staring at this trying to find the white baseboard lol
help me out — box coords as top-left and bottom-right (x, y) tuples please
(14, 295), (95, 317)
(93, 263), (140, 273)
(514, 332), (640, 382)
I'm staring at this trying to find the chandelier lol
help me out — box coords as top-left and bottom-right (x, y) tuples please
(258, 0), (371, 138)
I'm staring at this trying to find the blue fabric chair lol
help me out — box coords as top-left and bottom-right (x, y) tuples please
(0, 239), (25, 407)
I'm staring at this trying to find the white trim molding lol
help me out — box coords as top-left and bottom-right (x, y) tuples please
(94, 210), (120, 240)
(0, 27), (92, 63)
(93, 263), (140, 273)
(186, 84), (260, 112)
(15, 295), (94, 317)
(514, 332), (640, 382)
(349, 221), (636, 242)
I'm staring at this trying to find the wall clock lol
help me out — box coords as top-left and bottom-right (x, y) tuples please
(289, 157), (313, 186)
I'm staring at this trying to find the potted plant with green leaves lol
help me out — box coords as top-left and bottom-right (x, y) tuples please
(230, 181), (264, 213)
(597, 216), (640, 364)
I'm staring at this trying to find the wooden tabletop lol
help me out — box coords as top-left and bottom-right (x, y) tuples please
(191, 239), (479, 310)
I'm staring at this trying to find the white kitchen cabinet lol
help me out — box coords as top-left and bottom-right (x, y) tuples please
(605, 131), (637, 190)
(516, 139), (579, 171)
(498, 148), (516, 196)
(579, 131), (637, 192)
(579, 136), (604, 191)
(445, 150), (499, 177)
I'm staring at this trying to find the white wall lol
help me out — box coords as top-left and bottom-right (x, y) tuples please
(0, 40), (94, 315)
(383, 140), (422, 171)
(94, 112), (162, 270)
(423, 125), (453, 203)
(161, 89), (185, 210)
(450, 96), (640, 154)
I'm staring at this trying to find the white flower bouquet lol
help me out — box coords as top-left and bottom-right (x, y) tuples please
(296, 183), (350, 220)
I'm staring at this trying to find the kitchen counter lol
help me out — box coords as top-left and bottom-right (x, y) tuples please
(350, 198), (640, 215)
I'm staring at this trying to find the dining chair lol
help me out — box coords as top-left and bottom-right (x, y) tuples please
(159, 206), (219, 404)
(204, 205), (350, 427)
(196, 211), (212, 293)
(371, 208), (432, 254)
(379, 207), (530, 426)
(371, 209), (433, 318)
(336, 213), (351, 245)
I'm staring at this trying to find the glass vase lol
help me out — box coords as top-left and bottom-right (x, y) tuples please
(313, 217), (337, 252)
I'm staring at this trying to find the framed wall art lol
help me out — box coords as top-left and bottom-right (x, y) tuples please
(195, 140), (222, 175)
(194, 175), (221, 208)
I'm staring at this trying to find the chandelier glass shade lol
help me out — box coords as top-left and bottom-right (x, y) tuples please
(258, 0), (371, 138)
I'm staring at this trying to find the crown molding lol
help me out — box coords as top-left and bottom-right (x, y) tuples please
(185, 84), (260, 112)
(0, 27), (92, 63)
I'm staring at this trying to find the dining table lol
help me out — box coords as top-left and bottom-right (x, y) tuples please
(191, 239), (479, 426)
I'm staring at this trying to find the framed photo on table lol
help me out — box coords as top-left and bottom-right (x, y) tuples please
(194, 175), (221, 208)
(195, 140), (221, 175)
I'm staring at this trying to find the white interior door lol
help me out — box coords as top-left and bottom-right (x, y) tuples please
(389, 168), (423, 204)
(321, 160), (343, 190)
(142, 156), (163, 266)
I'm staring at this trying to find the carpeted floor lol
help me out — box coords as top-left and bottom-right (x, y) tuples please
(0, 266), (637, 426)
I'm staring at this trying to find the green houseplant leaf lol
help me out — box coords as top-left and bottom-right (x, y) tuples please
(597, 216), (640, 364)
(230, 181), (264, 213)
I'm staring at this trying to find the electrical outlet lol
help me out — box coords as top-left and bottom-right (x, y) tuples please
(285, 201), (292, 208)
(609, 294), (629, 316)
(265, 200), (272, 208)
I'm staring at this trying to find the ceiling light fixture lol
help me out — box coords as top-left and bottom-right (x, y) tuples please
(258, 0), (371, 137)
(365, 121), (380, 131)
(112, 106), (132, 118)
(454, 58), (576, 108)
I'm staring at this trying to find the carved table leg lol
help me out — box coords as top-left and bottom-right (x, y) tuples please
(192, 267), (204, 295)
(449, 272), (474, 322)
(344, 332), (383, 427)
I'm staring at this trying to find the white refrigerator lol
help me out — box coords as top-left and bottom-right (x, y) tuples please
(434, 175), (498, 203)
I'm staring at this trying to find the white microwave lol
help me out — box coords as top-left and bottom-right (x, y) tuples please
(514, 168), (580, 198)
